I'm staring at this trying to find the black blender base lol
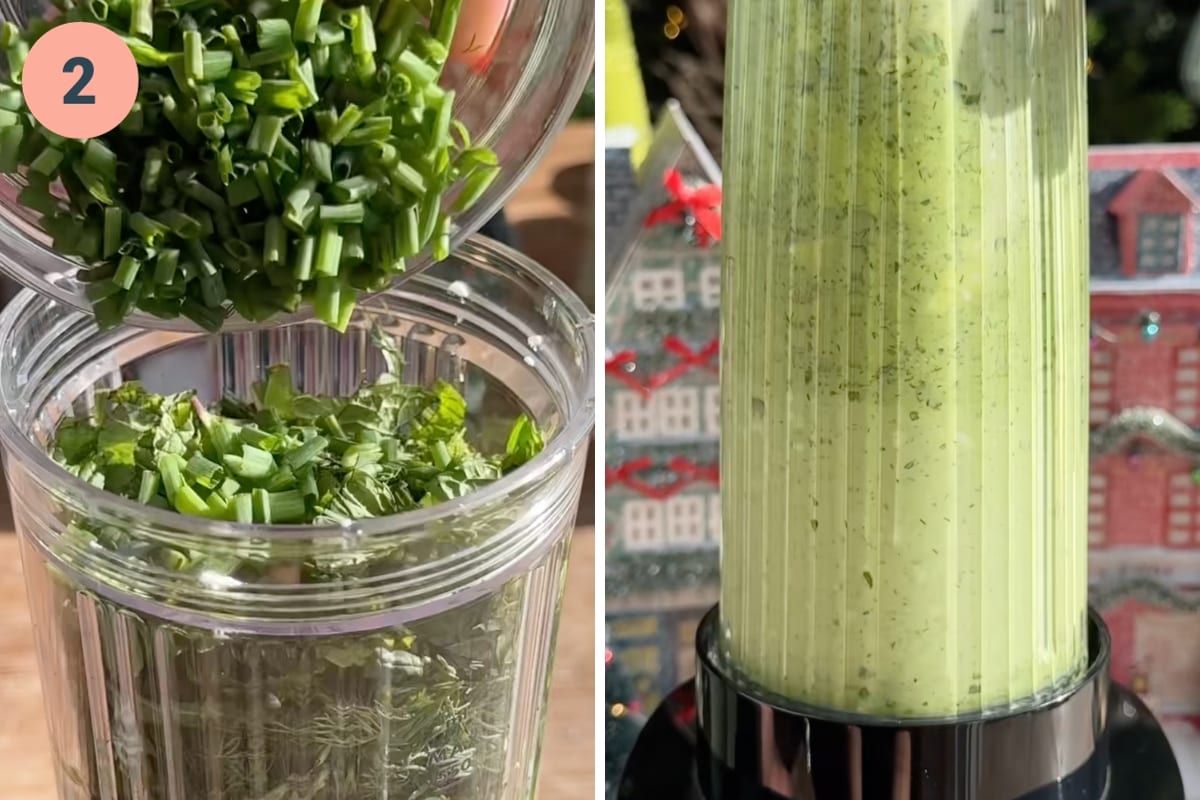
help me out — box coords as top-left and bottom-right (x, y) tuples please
(618, 607), (1184, 800)
(618, 679), (1183, 800)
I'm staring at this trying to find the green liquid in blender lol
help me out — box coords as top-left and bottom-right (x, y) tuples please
(720, 0), (1090, 717)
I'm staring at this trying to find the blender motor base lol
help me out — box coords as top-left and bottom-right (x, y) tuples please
(618, 606), (1184, 800)
(617, 679), (1183, 800)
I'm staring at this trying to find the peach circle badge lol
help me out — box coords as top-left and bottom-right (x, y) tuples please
(450, 0), (509, 72)
(21, 22), (138, 140)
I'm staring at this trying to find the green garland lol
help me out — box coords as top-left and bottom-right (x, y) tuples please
(1090, 407), (1200, 460)
(1091, 575), (1200, 613)
(605, 549), (718, 597)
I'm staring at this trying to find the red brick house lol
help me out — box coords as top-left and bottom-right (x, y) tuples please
(1087, 146), (1200, 753)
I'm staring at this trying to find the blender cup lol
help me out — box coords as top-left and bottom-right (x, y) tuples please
(0, 237), (594, 799)
(620, 1), (1183, 797)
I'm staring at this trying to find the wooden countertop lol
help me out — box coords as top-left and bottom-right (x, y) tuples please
(0, 526), (595, 798)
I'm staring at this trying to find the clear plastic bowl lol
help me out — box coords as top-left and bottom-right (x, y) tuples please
(0, 235), (595, 799)
(0, 0), (594, 331)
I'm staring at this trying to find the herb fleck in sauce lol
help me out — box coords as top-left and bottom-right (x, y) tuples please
(721, 0), (1089, 717)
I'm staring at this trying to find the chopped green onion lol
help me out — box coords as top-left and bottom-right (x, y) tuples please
(314, 224), (343, 276)
(0, 0), (494, 329)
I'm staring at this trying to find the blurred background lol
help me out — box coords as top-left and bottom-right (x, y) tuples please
(622, 0), (1200, 155)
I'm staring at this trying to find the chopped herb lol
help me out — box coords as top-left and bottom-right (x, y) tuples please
(1, 0), (500, 330)
(44, 356), (547, 798)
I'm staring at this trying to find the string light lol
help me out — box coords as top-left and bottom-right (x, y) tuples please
(612, 703), (627, 718)
(1141, 311), (1162, 341)
(663, 5), (687, 40)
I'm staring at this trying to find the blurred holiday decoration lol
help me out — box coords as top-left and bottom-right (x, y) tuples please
(606, 135), (1200, 794)
(624, 0), (1200, 148)
(652, 0), (725, 160)
(1088, 3), (1199, 143)
(1088, 144), (1200, 791)
(604, 103), (721, 717)
(604, 638), (646, 799)
(605, 0), (653, 165)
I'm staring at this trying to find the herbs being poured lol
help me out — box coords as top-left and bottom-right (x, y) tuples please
(52, 362), (542, 525)
(37, 360), (548, 799)
(2, 0), (498, 331)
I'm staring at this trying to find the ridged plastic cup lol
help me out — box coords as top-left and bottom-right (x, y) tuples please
(719, 0), (1089, 719)
(0, 235), (594, 800)
(0, 0), (594, 330)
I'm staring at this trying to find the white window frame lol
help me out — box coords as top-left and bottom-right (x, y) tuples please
(699, 264), (721, 309)
(708, 492), (722, 542)
(666, 495), (707, 546)
(658, 386), (701, 437)
(1088, 474), (1107, 546)
(1176, 350), (1200, 424)
(1137, 213), (1184, 275)
(704, 385), (720, 436)
(1090, 347), (1114, 425)
(614, 390), (657, 441)
(631, 267), (687, 312)
(622, 500), (665, 552)
(1165, 471), (1200, 547)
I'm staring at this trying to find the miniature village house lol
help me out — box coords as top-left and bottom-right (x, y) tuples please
(604, 106), (724, 707)
(1086, 146), (1200, 751)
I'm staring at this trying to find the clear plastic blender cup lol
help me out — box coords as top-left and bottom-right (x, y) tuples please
(0, 236), (595, 799)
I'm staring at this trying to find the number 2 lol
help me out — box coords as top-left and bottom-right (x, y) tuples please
(62, 57), (95, 105)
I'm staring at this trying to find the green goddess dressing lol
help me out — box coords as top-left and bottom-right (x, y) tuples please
(720, 0), (1090, 717)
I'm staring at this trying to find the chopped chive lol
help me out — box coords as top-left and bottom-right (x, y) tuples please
(451, 163), (504, 212)
(314, 224), (343, 276)
(394, 49), (438, 86)
(263, 216), (287, 267)
(349, 6), (375, 54)
(2, 0), (495, 330)
(325, 103), (363, 145)
(256, 18), (292, 51)
(102, 207), (123, 258)
(137, 470), (159, 505)
(185, 452), (223, 487)
(341, 116), (390, 146)
(319, 202), (364, 224)
(303, 139), (332, 182)
(292, 234), (315, 280)
(294, 0), (324, 43)
(396, 205), (420, 256)
(114, 256), (141, 289)
(182, 29), (203, 83)
(389, 160), (425, 195)
(153, 249), (179, 284)
(314, 275), (340, 324)
(233, 492), (253, 523)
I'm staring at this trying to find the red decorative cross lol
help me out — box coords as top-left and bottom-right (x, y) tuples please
(606, 457), (720, 500)
(666, 457), (719, 486)
(644, 168), (723, 247)
(646, 336), (719, 390)
(605, 338), (719, 395)
(605, 349), (650, 397)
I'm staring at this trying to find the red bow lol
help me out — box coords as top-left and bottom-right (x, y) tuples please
(644, 168), (723, 247)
